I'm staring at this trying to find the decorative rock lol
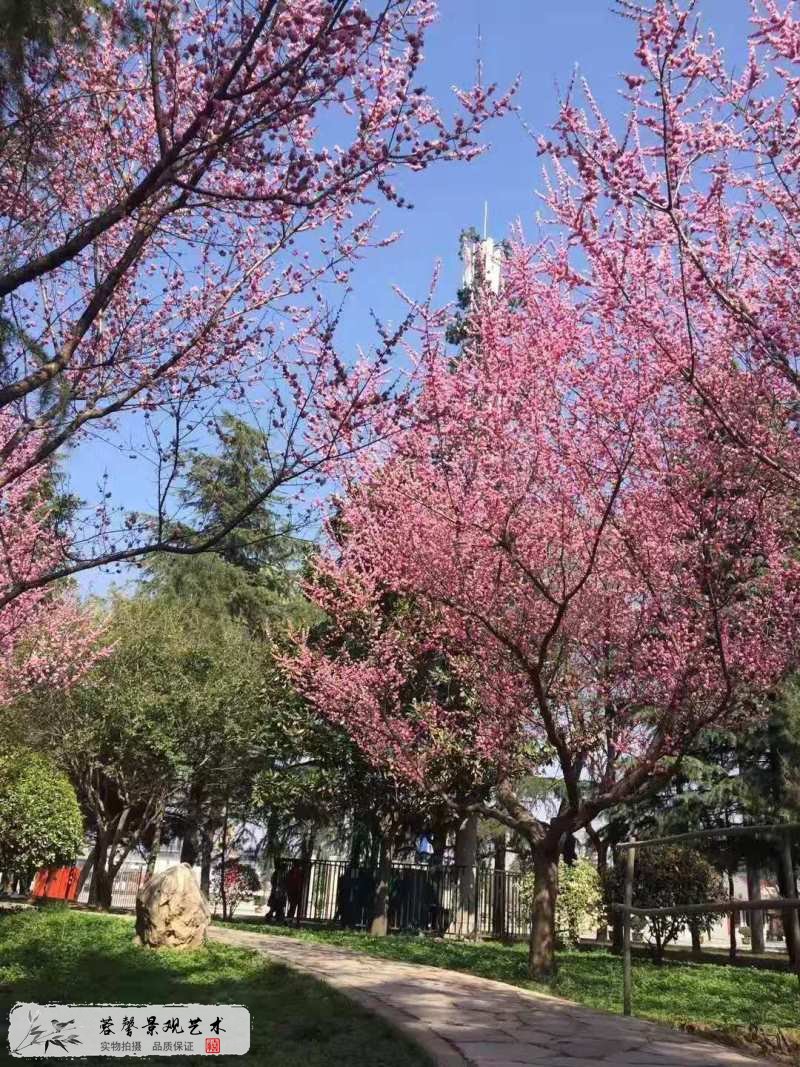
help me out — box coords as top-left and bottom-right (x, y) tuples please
(135, 863), (210, 949)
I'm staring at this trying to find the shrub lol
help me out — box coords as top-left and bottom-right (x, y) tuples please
(210, 862), (260, 920)
(607, 846), (724, 961)
(520, 857), (603, 948)
(0, 747), (84, 887)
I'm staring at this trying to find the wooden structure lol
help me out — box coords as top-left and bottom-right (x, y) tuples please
(30, 865), (82, 902)
(613, 823), (800, 1016)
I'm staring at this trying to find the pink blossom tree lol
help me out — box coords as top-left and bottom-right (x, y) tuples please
(0, 0), (509, 602)
(0, 412), (105, 705)
(538, 0), (800, 487)
(0, 0), (508, 697)
(292, 240), (800, 978)
(290, 0), (800, 975)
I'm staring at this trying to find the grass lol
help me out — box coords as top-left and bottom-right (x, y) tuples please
(219, 920), (800, 1036)
(0, 907), (430, 1067)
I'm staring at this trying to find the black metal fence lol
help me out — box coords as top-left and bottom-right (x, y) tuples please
(75, 863), (145, 910)
(272, 859), (530, 939)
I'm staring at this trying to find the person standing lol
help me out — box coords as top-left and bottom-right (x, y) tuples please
(285, 861), (305, 926)
(264, 865), (287, 924)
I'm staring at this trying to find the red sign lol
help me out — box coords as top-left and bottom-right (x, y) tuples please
(205, 1037), (221, 1055)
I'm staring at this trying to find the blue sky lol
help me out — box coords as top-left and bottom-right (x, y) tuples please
(71, 0), (748, 596)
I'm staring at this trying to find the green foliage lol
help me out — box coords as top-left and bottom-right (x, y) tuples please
(133, 414), (330, 866)
(0, 909), (429, 1066)
(747, 680), (800, 820)
(598, 679), (800, 875)
(224, 922), (799, 1037)
(176, 413), (304, 573)
(15, 587), (275, 898)
(607, 847), (725, 961)
(519, 858), (602, 948)
(0, 0), (98, 77)
(143, 413), (317, 633)
(65, 592), (270, 791)
(143, 550), (317, 635)
(555, 859), (602, 947)
(0, 747), (83, 877)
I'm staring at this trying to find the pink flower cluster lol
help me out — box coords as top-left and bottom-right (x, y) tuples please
(0, 0), (511, 579)
(293, 236), (799, 804)
(0, 0), (510, 696)
(0, 413), (106, 705)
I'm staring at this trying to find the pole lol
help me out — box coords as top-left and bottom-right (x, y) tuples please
(617, 822), (800, 852)
(779, 832), (800, 983)
(727, 870), (737, 965)
(622, 845), (636, 1016)
(474, 862), (480, 938)
(614, 898), (800, 917)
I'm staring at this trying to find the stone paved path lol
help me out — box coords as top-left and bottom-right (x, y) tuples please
(210, 927), (776, 1066)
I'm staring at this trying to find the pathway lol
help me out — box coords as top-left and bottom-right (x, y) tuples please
(210, 927), (777, 1066)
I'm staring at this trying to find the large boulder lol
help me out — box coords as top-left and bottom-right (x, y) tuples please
(135, 863), (210, 949)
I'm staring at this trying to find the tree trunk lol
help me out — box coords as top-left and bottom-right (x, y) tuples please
(653, 928), (664, 963)
(180, 816), (199, 866)
(454, 813), (478, 938)
(690, 920), (702, 957)
(180, 782), (204, 866)
(369, 835), (392, 936)
(180, 832), (198, 866)
(430, 818), (449, 866)
(492, 832), (507, 938)
(91, 863), (113, 910)
(562, 832), (578, 865)
(746, 861), (765, 954)
(88, 834), (108, 908)
(300, 831), (316, 864)
(777, 841), (800, 964)
(200, 824), (213, 897)
(219, 798), (229, 921)
(146, 811), (164, 880)
(528, 840), (559, 980)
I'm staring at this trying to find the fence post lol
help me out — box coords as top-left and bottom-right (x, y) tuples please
(474, 864), (480, 937)
(779, 831), (800, 984)
(622, 845), (635, 1017)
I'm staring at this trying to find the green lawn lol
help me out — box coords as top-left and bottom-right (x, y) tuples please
(0, 908), (430, 1067)
(219, 920), (800, 1036)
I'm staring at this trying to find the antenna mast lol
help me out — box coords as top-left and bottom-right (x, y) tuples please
(476, 0), (482, 88)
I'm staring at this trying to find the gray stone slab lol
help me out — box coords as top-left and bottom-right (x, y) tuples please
(430, 1026), (518, 1044)
(446, 1044), (549, 1065)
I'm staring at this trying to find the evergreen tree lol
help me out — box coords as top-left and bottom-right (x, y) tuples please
(143, 414), (313, 632)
